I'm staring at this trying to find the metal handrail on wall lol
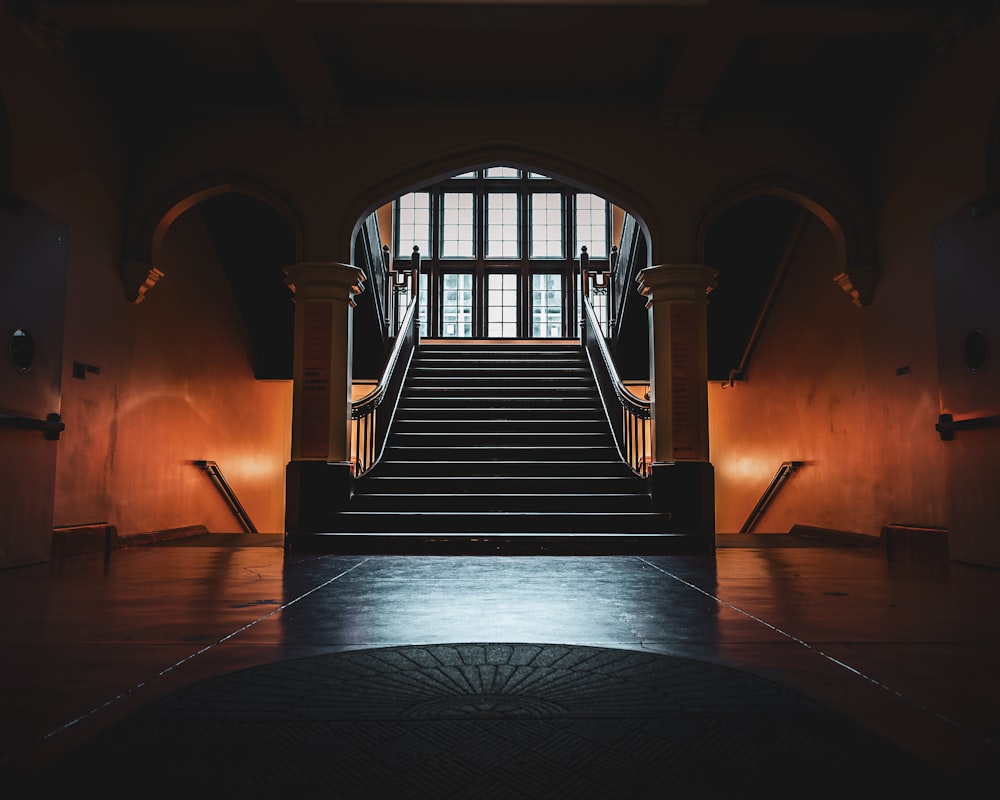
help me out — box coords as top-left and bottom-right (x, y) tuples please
(351, 294), (419, 476)
(194, 460), (257, 533)
(0, 412), (65, 440)
(739, 460), (805, 534)
(582, 295), (651, 477)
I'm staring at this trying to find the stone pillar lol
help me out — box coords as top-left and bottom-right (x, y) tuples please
(636, 263), (718, 542)
(283, 262), (365, 533)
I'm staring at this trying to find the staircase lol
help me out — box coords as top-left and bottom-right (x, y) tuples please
(315, 342), (703, 554)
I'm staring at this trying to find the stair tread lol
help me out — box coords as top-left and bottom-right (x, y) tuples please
(340, 343), (661, 538)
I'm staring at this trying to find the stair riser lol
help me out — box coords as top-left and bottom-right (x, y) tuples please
(372, 461), (637, 478)
(357, 478), (645, 493)
(350, 496), (652, 512)
(394, 408), (605, 420)
(389, 434), (615, 449)
(329, 513), (669, 534)
(410, 363), (590, 372)
(333, 344), (667, 537)
(382, 447), (622, 461)
(401, 394), (601, 405)
(391, 421), (609, 434)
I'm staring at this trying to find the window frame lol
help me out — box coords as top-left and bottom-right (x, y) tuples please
(392, 168), (613, 338)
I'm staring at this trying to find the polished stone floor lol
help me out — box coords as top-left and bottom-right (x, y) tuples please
(1, 533), (998, 791)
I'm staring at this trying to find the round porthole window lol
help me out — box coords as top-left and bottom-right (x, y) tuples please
(8, 328), (35, 373)
(964, 329), (989, 372)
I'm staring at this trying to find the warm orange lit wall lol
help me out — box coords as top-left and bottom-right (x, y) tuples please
(709, 27), (1000, 547)
(709, 215), (890, 535)
(108, 209), (291, 535)
(0, 22), (291, 545)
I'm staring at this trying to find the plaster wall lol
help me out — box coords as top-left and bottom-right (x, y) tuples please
(0, 24), (134, 545)
(709, 215), (877, 535)
(1, 22), (291, 552)
(110, 208), (291, 535)
(874, 25), (1000, 565)
(123, 109), (873, 270)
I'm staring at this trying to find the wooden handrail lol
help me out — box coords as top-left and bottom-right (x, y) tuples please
(351, 293), (419, 476)
(582, 296), (650, 476)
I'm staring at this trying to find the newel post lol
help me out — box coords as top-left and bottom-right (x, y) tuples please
(283, 261), (366, 534)
(636, 263), (718, 543)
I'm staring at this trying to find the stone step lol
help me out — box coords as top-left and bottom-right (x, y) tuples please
(390, 419), (610, 434)
(348, 493), (652, 512)
(325, 510), (671, 534)
(370, 460), (636, 478)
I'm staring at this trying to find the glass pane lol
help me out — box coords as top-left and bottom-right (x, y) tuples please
(590, 289), (609, 337)
(485, 166), (520, 178)
(486, 193), (520, 258)
(575, 193), (608, 258)
(530, 193), (564, 258)
(487, 273), (518, 338)
(531, 273), (563, 338)
(441, 192), (475, 258)
(441, 273), (473, 337)
(452, 171), (477, 179)
(396, 192), (431, 259)
(418, 273), (428, 337)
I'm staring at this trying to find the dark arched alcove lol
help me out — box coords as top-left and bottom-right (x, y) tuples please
(196, 193), (297, 380)
(703, 195), (805, 382)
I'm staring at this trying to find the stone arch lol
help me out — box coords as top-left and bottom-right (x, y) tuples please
(121, 171), (306, 303)
(341, 140), (657, 267)
(694, 172), (877, 307)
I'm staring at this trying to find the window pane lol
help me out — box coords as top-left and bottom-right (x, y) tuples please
(575, 193), (608, 258)
(530, 193), (564, 258)
(441, 192), (476, 258)
(452, 171), (477, 179)
(589, 286), (609, 337)
(532, 273), (563, 338)
(396, 192), (431, 259)
(441, 273), (473, 337)
(486, 193), (520, 258)
(487, 273), (518, 337)
(418, 272), (428, 338)
(485, 166), (520, 178)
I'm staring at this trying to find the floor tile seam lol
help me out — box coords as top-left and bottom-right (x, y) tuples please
(7, 557), (374, 763)
(634, 555), (976, 742)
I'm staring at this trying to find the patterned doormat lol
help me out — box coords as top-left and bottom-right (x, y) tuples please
(38, 643), (945, 798)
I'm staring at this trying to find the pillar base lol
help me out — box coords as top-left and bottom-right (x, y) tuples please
(650, 461), (716, 543)
(285, 460), (352, 533)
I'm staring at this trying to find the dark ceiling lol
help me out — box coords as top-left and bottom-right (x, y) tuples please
(42, 0), (962, 130)
(18, 1), (974, 380)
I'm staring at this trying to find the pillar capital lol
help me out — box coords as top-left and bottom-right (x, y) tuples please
(284, 261), (366, 302)
(637, 263), (717, 303)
